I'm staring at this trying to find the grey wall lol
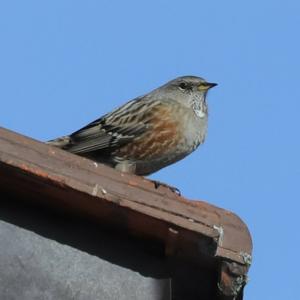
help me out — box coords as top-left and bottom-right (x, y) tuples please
(0, 198), (171, 300)
(0, 197), (216, 300)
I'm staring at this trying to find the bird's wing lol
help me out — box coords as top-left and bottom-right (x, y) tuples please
(54, 97), (165, 154)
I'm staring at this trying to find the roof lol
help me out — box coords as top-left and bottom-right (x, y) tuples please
(0, 127), (252, 299)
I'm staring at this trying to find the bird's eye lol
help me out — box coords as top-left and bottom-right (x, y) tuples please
(179, 82), (188, 90)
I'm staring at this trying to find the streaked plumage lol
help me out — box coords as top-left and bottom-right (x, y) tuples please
(47, 76), (217, 175)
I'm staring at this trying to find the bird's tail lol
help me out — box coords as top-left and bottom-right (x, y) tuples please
(46, 136), (71, 148)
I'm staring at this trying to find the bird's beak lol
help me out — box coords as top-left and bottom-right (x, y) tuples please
(206, 82), (218, 89)
(198, 82), (218, 91)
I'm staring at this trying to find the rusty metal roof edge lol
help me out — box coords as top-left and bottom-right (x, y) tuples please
(0, 127), (253, 267)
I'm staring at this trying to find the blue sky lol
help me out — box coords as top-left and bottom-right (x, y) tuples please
(1, 1), (299, 299)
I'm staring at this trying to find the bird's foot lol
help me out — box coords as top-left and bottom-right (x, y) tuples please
(151, 180), (181, 196)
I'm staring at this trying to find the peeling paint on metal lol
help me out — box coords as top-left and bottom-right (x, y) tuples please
(101, 187), (107, 195)
(239, 251), (252, 266)
(128, 180), (138, 187)
(92, 184), (99, 196)
(213, 225), (224, 247)
(168, 227), (178, 235)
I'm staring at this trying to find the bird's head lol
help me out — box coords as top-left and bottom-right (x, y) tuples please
(155, 75), (217, 117)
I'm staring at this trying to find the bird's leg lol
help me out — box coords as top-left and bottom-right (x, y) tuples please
(115, 161), (136, 174)
(151, 180), (181, 195)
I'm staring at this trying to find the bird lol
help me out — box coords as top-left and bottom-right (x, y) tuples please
(47, 76), (217, 178)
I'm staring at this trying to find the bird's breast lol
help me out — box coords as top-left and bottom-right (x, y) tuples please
(113, 101), (207, 162)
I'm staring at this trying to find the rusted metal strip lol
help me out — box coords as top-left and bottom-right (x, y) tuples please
(0, 127), (252, 299)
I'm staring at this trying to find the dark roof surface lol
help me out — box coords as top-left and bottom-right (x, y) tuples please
(0, 127), (252, 299)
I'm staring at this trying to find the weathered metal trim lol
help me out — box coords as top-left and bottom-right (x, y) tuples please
(0, 127), (253, 298)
